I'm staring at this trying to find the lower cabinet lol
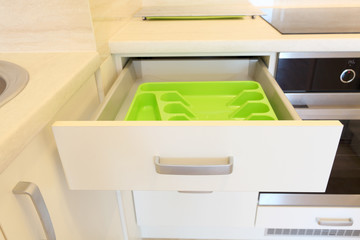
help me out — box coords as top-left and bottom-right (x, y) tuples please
(0, 75), (124, 240)
(131, 191), (360, 239)
(133, 191), (258, 239)
(51, 57), (350, 240)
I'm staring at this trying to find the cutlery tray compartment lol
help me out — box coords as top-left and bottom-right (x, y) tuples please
(125, 81), (278, 121)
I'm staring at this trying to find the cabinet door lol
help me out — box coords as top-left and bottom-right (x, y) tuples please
(52, 58), (342, 192)
(1, 75), (125, 240)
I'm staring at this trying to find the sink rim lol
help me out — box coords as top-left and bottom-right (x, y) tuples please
(0, 76), (6, 95)
(0, 60), (29, 108)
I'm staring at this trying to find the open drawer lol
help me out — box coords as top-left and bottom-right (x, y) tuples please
(52, 58), (343, 191)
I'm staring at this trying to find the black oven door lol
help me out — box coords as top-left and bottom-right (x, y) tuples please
(285, 92), (360, 194)
(327, 119), (360, 194)
(257, 54), (360, 236)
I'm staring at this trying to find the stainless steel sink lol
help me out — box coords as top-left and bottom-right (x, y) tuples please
(0, 60), (29, 107)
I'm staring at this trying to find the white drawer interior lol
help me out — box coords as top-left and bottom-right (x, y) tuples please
(96, 57), (300, 121)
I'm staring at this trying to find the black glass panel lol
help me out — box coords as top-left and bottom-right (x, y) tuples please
(262, 7), (360, 34)
(326, 120), (360, 194)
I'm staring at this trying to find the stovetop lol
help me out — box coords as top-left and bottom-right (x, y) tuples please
(261, 7), (360, 34)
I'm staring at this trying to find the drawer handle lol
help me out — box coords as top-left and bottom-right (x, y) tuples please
(316, 218), (354, 227)
(154, 156), (233, 175)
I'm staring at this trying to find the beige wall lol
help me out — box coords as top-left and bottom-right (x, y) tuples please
(0, 0), (96, 52)
(88, 0), (141, 59)
(0, 0), (142, 54)
(89, 0), (141, 20)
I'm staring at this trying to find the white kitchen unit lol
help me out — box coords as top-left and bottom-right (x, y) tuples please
(0, 54), (124, 240)
(52, 57), (345, 239)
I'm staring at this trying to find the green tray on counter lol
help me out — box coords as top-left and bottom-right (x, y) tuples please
(125, 81), (278, 121)
(142, 16), (245, 20)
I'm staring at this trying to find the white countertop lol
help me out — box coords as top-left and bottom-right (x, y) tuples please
(0, 52), (100, 172)
(109, 16), (360, 56)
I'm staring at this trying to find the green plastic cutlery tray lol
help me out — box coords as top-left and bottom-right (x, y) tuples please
(125, 81), (278, 121)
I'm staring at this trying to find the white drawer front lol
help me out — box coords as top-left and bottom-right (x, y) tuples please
(53, 121), (341, 191)
(256, 206), (360, 229)
(52, 58), (343, 191)
(134, 191), (258, 238)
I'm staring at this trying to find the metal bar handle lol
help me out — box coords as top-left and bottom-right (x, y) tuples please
(154, 156), (233, 175)
(13, 182), (56, 240)
(316, 217), (354, 227)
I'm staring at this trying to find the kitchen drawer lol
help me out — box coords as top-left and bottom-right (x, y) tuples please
(133, 191), (258, 239)
(256, 194), (360, 229)
(52, 58), (342, 191)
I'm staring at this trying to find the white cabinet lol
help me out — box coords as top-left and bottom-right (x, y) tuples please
(51, 57), (343, 239)
(0, 75), (124, 240)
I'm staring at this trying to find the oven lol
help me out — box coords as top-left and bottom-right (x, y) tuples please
(275, 52), (360, 195)
(255, 53), (360, 238)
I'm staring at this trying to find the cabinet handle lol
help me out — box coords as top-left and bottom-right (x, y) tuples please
(316, 218), (354, 227)
(154, 156), (233, 175)
(0, 224), (8, 240)
(13, 182), (56, 240)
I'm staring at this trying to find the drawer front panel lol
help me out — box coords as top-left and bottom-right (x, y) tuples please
(134, 191), (258, 238)
(256, 206), (360, 229)
(134, 191), (258, 227)
(53, 121), (342, 191)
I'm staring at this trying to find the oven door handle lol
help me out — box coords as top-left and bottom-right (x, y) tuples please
(294, 108), (360, 120)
